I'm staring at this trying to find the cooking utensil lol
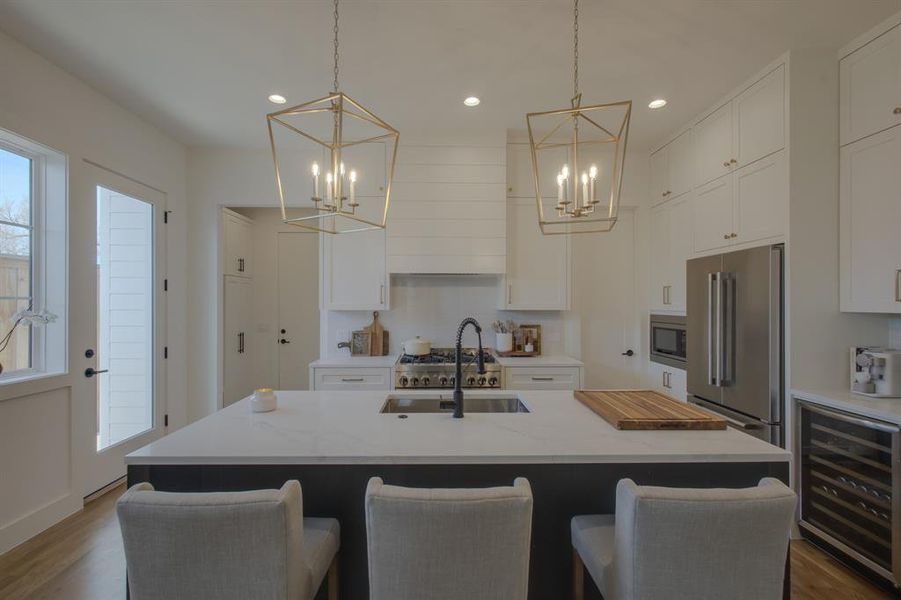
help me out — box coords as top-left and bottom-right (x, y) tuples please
(402, 336), (432, 356)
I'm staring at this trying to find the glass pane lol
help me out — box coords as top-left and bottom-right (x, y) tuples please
(96, 186), (154, 450)
(0, 299), (31, 374)
(0, 223), (31, 260)
(0, 148), (31, 226)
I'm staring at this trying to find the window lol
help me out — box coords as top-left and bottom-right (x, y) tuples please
(0, 128), (67, 383)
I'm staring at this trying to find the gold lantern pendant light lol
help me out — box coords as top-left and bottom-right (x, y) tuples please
(266, 0), (399, 234)
(526, 0), (631, 235)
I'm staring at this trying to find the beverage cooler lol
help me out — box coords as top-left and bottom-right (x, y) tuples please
(798, 401), (901, 586)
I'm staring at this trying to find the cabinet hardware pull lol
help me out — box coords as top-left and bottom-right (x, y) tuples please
(661, 192), (667, 198)
(508, 284), (513, 305)
(531, 376), (554, 381)
(379, 284), (384, 304)
(896, 270), (901, 303)
(723, 161), (731, 168)
(731, 233), (738, 239)
(730, 158), (737, 164)
(724, 234), (730, 240)
(237, 257), (245, 272)
(894, 108), (901, 115)
(238, 332), (245, 354)
(341, 378), (364, 382)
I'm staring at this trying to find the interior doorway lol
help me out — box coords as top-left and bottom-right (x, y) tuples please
(220, 207), (318, 406)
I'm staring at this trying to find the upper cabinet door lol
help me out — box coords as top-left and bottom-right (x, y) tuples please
(667, 194), (692, 313)
(224, 211), (252, 278)
(840, 127), (901, 313)
(649, 203), (671, 311)
(694, 102), (734, 187)
(692, 175), (733, 253)
(732, 150), (787, 245)
(734, 65), (785, 168)
(666, 130), (694, 200)
(322, 199), (388, 311)
(502, 198), (569, 310)
(649, 146), (669, 205)
(840, 24), (901, 146)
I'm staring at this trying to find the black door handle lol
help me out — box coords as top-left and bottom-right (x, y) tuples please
(279, 338), (291, 344)
(85, 367), (109, 377)
(621, 350), (634, 357)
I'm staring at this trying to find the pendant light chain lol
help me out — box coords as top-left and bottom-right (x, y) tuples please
(333, 0), (340, 92)
(573, 0), (579, 98)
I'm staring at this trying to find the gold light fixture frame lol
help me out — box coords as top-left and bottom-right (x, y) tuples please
(526, 97), (631, 235)
(267, 92), (399, 234)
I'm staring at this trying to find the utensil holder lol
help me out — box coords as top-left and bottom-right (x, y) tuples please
(496, 332), (513, 353)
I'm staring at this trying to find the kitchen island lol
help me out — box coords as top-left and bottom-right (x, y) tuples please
(127, 390), (790, 599)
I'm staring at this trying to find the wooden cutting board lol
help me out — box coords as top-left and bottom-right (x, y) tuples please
(574, 390), (727, 430)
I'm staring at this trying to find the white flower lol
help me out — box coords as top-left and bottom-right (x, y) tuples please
(14, 308), (58, 325)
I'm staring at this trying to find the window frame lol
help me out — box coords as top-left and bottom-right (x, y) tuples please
(0, 128), (67, 385)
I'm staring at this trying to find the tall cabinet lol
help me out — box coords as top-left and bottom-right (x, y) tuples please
(222, 209), (254, 407)
(839, 19), (901, 314)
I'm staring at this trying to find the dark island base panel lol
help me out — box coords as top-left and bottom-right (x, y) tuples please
(128, 461), (789, 600)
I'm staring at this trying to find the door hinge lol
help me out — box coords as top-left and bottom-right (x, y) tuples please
(164, 279), (168, 291)
(164, 346), (168, 359)
(164, 210), (171, 224)
(164, 414), (169, 427)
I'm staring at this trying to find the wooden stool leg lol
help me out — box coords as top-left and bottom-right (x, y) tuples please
(573, 547), (585, 600)
(327, 555), (339, 600)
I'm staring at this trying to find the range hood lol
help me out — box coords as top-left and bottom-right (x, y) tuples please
(387, 143), (507, 275)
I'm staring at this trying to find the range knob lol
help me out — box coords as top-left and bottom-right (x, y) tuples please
(439, 376), (448, 386)
(421, 376), (430, 387)
(488, 377), (498, 387)
(449, 376), (456, 386)
(478, 376), (487, 386)
(399, 376), (409, 387)
(411, 377), (420, 387)
(466, 376), (476, 386)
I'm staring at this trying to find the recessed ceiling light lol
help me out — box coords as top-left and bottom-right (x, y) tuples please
(648, 98), (667, 110)
(268, 94), (287, 105)
(463, 96), (481, 107)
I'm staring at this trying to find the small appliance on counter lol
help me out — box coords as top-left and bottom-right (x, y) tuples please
(851, 347), (901, 398)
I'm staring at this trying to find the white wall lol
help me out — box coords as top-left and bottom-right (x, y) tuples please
(787, 47), (891, 392)
(0, 30), (187, 553)
(892, 319), (901, 348)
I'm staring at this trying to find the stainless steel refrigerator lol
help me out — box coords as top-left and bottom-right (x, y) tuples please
(687, 244), (784, 446)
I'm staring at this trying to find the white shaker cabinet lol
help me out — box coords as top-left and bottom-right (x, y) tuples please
(648, 362), (687, 402)
(223, 209), (252, 278)
(503, 366), (584, 390)
(311, 367), (392, 391)
(321, 200), (389, 311)
(500, 198), (570, 310)
(649, 194), (691, 313)
(694, 64), (785, 188)
(650, 130), (693, 205)
(839, 126), (901, 313)
(692, 175), (733, 253)
(223, 276), (253, 407)
(840, 23), (901, 146)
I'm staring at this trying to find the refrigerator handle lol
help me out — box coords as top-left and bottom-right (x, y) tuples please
(707, 272), (717, 386)
(722, 273), (735, 386)
(715, 271), (724, 387)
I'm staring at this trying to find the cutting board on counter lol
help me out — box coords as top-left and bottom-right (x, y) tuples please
(574, 390), (727, 430)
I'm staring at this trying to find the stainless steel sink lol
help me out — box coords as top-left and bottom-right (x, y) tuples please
(380, 394), (529, 414)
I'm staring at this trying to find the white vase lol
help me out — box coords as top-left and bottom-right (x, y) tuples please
(496, 332), (514, 353)
(250, 388), (277, 413)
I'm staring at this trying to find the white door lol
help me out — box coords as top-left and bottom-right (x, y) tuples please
(692, 175), (733, 253)
(733, 65), (785, 168)
(503, 198), (569, 310)
(840, 24), (901, 145)
(840, 126), (901, 313)
(277, 232), (319, 389)
(733, 150), (787, 245)
(77, 164), (167, 495)
(570, 209), (639, 388)
(694, 101), (734, 187)
(666, 130), (694, 199)
(223, 276), (252, 406)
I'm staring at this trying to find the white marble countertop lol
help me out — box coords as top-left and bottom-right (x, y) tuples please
(309, 355), (399, 368)
(127, 390), (789, 466)
(495, 355), (584, 367)
(792, 388), (901, 425)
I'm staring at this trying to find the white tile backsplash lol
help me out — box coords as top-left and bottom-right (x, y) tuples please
(323, 274), (567, 358)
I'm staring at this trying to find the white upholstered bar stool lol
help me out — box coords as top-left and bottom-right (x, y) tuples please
(365, 476), (533, 600)
(117, 480), (339, 600)
(571, 477), (796, 600)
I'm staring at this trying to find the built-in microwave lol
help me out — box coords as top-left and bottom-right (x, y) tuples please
(649, 314), (687, 368)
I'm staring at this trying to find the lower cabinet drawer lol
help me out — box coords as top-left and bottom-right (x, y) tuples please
(313, 368), (391, 391)
(505, 367), (582, 390)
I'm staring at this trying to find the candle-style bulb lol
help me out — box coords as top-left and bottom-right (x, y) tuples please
(312, 162), (320, 176)
(349, 170), (357, 183)
(589, 165), (597, 179)
(326, 172), (333, 183)
(340, 162), (346, 176)
(561, 164), (569, 179)
(581, 172), (588, 184)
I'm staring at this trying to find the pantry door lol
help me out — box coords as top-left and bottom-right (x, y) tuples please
(76, 163), (167, 495)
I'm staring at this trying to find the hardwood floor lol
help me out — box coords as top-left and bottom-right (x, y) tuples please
(0, 483), (894, 599)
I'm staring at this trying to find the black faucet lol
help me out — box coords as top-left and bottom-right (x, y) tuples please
(453, 317), (487, 419)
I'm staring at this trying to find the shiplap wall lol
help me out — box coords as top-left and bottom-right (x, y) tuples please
(388, 145), (506, 273)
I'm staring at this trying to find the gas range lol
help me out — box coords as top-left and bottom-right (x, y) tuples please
(395, 348), (503, 389)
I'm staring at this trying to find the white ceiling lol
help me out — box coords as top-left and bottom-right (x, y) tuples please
(1, 0), (899, 150)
